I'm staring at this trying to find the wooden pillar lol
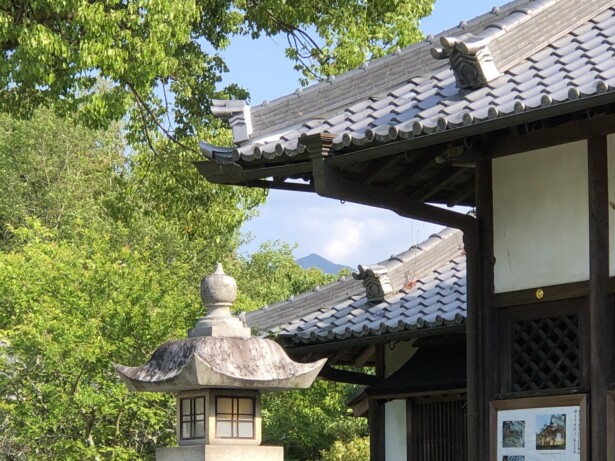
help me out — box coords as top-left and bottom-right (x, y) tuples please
(587, 135), (610, 461)
(369, 400), (386, 461)
(406, 399), (414, 461)
(474, 158), (496, 460)
(370, 344), (386, 461)
(463, 230), (480, 461)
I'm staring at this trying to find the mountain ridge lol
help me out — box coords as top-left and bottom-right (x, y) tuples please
(296, 253), (352, 275)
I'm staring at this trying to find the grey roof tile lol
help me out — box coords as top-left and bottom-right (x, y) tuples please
(584, 43), (613, 61)
(215, 4), (615, 331)
(246, 228), (467, 344)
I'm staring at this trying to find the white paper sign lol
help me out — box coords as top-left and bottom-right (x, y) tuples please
(496, 405), (581, 461)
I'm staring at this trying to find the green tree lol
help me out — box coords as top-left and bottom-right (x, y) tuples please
(0, 110), (124, 245)
(320, 437), (370, 461)
(0, 109), (365, 460)
(262, 380), (367, 461)
(0, 109), (263, 460)
(0, 0), (434, 142)
(232, 240), (337, 313)
(0, 221), (188, 460)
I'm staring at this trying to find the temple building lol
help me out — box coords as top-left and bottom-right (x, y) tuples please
(196, 0), (615, 459)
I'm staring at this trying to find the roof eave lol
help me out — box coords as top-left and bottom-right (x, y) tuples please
(196, 92), (615, 188)
(282, 323), (466, 358)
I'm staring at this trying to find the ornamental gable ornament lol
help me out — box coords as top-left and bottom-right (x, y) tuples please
(353, 264), (394, 303)
(431, 35), (500, 90)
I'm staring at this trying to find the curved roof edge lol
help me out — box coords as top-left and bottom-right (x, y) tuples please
(114, 336), (326, 393)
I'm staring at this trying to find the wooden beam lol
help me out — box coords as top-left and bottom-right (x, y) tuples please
(413, 333), (465, 348)
(587, 134), (610, 461)
(406, 399), (415, 461)
(244, 180), (315, 192)
(492, 280), (589, 308)
(358, 155), (403, 185)
(326, 349), (347, 367)
(310, 154), (477, 232)
(194, 159), (313, 184)
(350, 393), (369, 417)
(489, 112), (615, 159)
(463, 229), (480, 461)
(375, 344), (385, 379)
(369, 399), (386, 461)
(319, 365), (381, 386)
(447, 181), (475, 207)
(284, 324), (466, 356)
(371, 344), (386, 461)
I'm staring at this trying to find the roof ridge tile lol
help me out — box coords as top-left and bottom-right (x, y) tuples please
(244, 0), (541, 138)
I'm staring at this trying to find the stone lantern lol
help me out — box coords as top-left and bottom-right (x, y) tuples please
(114, 264), (326, 461)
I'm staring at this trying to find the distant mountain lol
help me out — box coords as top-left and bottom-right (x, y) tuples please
(296, 253), (352, 275)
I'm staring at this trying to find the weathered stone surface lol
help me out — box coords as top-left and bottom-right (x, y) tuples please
(114, 336), (326, 392)
(188, 322), (250, 338)
(189, 264), (250, 338)
(156, 445), (283, 461)
(200, 263), (237, 309)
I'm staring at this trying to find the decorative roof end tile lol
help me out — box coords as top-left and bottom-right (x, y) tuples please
(210, 99), (253, 144)
(353, 264), (394, 303)
(431, 35), (500, 90)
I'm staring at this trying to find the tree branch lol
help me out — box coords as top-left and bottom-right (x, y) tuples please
(127, 83), (198, 155)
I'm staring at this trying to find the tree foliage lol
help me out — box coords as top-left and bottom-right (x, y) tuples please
(0, 109), (260, 459)
(320, 436), (369, 461)
(0, 1), (440, 456)
(262, 380), (367, 461)
(232, 240), (337, 312)
(0, 0), (434, 143)
(0, 110), (365, 460)
(0, 221), (185, 459)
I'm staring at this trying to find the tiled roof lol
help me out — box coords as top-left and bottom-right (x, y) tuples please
(245, 227), (466, 345)
(202, 0), (615, 164)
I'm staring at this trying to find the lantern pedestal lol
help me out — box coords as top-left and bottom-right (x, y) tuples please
(156, 445), (283, 461)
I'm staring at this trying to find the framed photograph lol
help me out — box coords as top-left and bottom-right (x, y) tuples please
(490, 395), (587, 461)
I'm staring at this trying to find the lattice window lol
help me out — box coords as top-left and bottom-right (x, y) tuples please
(215, 396), (255, 439)
(180, 396), (205, 440)
(511, 315), (580, 392)
(409, 395), (467, 461)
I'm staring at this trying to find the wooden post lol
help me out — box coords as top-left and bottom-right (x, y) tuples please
(476, 158), (496, 460)
(369, 400), (386, 461)
(587, 135), (610, 461)
(463, 231), (480, 461)
(370, 344), (386, 461)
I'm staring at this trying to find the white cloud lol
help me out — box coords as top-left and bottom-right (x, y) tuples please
(241, 190), (449, 267)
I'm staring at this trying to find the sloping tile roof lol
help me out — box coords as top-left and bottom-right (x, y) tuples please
(245, 227), (466, 345)
(202, 0), (615, 164)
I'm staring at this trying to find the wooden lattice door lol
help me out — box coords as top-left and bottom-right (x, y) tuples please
(407, 394), (467, 461)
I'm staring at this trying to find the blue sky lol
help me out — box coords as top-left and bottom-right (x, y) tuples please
(220, 0), (495, 267)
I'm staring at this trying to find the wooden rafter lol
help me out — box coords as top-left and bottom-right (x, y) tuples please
(353, 344), (376, 368)
(447, 181), (475, 207)
(410, 167), (468, 202)
(393, 152), (440, 192)
(360, 155), (404, 185)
